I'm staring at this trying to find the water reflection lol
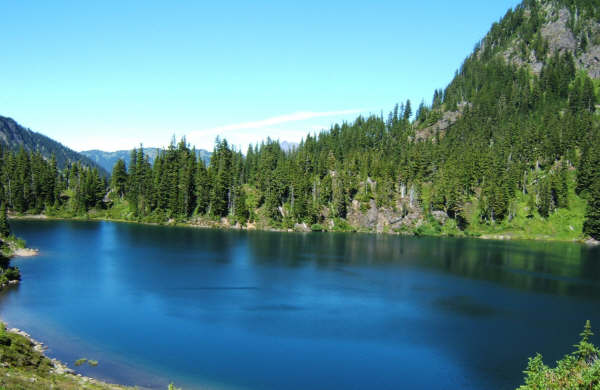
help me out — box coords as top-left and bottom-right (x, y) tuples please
(3, 220), (600, 390)
(245, 231), (600, 298)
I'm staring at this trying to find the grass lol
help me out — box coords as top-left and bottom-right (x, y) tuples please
(11, 173), (592, 244)
(463, 178), (587, 242)
(0, 323), (133, 390)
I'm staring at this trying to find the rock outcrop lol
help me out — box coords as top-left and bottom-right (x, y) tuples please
(346, 196), (424, 233)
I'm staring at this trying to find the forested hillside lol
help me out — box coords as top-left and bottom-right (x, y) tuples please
(0, 147), (106, 215)
(1, 0), (600, 242)
(0, 116), (106, 174)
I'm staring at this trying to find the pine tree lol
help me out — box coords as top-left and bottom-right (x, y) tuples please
(111, 159), (128, 198)
(577, 144), (593, 196)
(573, 320), (599, 362)
(0, 202), (10, 237)
(403, 99), (412, 120)
(583, 180), (600, 240)
(233, 185), (248, 224)
(538, 177), (553, 218)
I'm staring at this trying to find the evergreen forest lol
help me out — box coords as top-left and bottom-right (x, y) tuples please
(1, 0), (600, 242)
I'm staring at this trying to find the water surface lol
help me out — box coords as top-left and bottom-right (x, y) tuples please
(2, 220), (600, 389)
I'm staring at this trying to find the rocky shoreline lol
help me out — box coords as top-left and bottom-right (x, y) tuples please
(11, 247), (39, 257)
(0, 227), (136, 389)
(2, 325), (132, 390)
(10, 213), (599, 246)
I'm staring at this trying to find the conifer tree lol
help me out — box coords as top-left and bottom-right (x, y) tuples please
(0, 202), (10, 237)
(111, 159), (128, 198)
(583, 180), (600, 240)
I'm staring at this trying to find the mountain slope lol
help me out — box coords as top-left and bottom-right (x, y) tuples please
(401, 0), (600, 239)
(81, 148), (212, 173)
(66, 0), (600, 241)
(482, 0), (600, 77)
(1, 0), (599, 241)
(0, 116), (107, 175)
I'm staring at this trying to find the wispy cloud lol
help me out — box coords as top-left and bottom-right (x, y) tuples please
(192, 109), (363, 134)
(186, 109), (365, 151)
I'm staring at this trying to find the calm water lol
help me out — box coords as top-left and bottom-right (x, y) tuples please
(2, 220), (600, 389)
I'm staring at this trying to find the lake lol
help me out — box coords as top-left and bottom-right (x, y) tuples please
(2, 220), (600, 389)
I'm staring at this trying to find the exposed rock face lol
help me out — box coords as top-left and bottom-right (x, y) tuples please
(541, 7), (578, 54)
(431, 210), (449, 225)
(420, 4), (600, 146)
(346, 197), (423, 233)
(578, 45), (600, 78)
(415, 103), (468, 141)
(294, 223), (311, 232)
(503, 6), (600, 78)
(503, 45), (544, 74)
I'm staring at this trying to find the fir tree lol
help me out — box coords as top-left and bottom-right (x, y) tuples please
(583, 180), (600, 240)
(0, 202), (9, 237)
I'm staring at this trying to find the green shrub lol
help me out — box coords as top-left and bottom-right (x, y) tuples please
(331, 218), (355, 232)
(4, 267), (20, 281)
(311, 223), (324, 232)
(0, 323), (51, 373)
(518, 321), (600, 389)
(0, 334), (12, 346)
(74, 358), (87, 366)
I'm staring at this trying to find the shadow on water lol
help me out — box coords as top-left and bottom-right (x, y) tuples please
(246, 230), (600, 299)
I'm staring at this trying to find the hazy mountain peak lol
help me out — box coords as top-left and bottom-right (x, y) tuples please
(0, 115), (107, 174)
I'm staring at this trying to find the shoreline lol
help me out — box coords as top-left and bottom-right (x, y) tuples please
(3, 214), (597, 390)
(9, 212), (598, 246)
(0, 224), (145, 389)
(0, 319), (137, 390)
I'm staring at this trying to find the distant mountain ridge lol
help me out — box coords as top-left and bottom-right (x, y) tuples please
(81, 148), (212, 173)
(280, 141), (299, 152)
(0, 115), (107, 174)
(82, 141), (301, 172)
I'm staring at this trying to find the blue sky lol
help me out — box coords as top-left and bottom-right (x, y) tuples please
(1, 1), (521, 152)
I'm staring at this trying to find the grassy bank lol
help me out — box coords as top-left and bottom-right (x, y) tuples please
(10, 209), (593, 245)
(0, 323), (134, 390)
(0, 321), (185, 389)
(405, 177), (591, 243)
(12, 189), (593, 245)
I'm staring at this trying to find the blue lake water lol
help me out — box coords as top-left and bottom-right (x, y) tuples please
(2, 220), (600, 389)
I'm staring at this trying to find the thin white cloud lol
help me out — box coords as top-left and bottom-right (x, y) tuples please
(192, 109), (363, 135)
(185, 109), (365, 151)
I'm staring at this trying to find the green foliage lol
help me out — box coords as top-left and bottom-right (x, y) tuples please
(0, 0), (598, 243)
(518, 321), (600, 389)
(311, 223), (325, 232)
(0, 323), (51, 373)
(0, 322), (134, 389)
(0, 202), (9, 237)
(331, 218), (356, 232)
(110, 159), (128, 198)
(414, 218), (443, 237)
(584, 180), (600, 240)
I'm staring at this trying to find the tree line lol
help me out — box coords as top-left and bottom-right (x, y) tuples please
(0, 0), (599, 240)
